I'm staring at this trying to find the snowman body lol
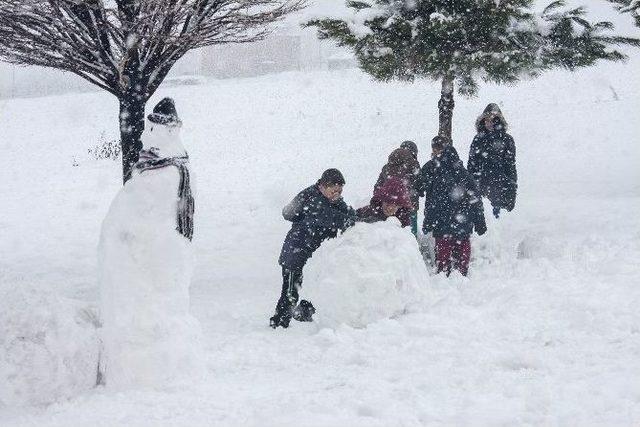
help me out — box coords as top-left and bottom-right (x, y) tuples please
(98, 122), (203, 389)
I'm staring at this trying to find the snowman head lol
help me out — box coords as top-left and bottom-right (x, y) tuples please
(147, 97), (182, 128)
(142, 98), (186, 157)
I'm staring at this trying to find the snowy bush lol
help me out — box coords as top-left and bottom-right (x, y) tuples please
(87, 132), (121, 161)
(516, 233), (562, 260)
(303, 220), (429, 328)
(0, 285), (100, 407)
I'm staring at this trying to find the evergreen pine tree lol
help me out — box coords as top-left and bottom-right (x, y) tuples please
(608, 0), (640, 27)
(306, 0), (640, 142)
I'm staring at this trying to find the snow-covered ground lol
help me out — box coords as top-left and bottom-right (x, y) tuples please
(1, 46), (640, 425)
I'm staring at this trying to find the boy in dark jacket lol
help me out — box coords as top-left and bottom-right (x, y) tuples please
(270, 169), (356, 329)
(419, 138), (487, 276)
(467, 103), (517, 218)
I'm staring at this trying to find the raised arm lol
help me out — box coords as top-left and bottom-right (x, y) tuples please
(282, 190), (307, 222)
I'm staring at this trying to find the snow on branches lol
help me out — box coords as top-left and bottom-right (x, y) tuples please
(305, 0), (639, 140)
(306, 0), (640, 95)
(608, 0), (640, 27)
(0, 0), (305, 98)
(0, 0), (304, 181)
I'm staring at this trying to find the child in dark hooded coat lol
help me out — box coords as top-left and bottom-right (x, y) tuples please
(420, 139), (487, 276)
(467, 103), (518, 218)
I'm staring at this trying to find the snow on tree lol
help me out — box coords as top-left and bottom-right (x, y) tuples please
(0, 0), (304, 182)
(608, 0), (640, 27)
(306, 0), (640, 142)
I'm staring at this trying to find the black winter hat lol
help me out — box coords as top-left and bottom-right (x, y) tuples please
(148, 97), (182, 126)
(437, 145), (463, 168)
(400, 140), (418, 158)
(317, 168), (346, 186)
(431, 136), (450, 150)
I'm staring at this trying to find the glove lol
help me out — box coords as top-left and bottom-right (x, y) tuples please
(342, 215), (357, 230)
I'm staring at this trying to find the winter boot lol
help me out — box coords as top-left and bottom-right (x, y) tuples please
(292, 300), (316, 322)
(270, 295), (294, 329)
(269, 312), (291, 329)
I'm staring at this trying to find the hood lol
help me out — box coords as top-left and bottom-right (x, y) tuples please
(399, 140), (418, 159)
(475, 103), (508, 133)
(372, 177), (412, 209)
(435, 145), (463, 169)
(387, 147), (415, 167)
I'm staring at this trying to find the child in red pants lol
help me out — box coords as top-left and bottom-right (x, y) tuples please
(435, 236), (471, 276)
(418, 138), (487, 276)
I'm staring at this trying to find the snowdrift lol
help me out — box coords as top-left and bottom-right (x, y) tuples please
(303, 219), (429, 328)
(0, 285), (100, 407)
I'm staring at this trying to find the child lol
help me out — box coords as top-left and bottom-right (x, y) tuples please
(270, 169), (356, 329)
(356, 177), (413, 226)
(467, 103), (517, 218)
(372, 143), (421, 234)
(419, 137), (487, 276)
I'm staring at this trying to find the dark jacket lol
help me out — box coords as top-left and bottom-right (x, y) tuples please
(468, 109), (517, 211)
(278, 185), (356, 270)
(374, 148), (421, 210)
(419, 146), (487, 238)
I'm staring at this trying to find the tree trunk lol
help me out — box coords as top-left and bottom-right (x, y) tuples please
(119, 92), (146, 184)
(438, 75), (455, 143)
(118, 22), (148, 184)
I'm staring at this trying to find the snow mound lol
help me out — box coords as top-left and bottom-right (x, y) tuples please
(516, 233), (562, 260)
(98, 156), (204, 390)
(303, 219), (429, 328)
(0, 285), (100, 407)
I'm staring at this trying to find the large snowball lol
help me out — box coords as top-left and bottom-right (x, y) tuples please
(98, 165), (204, 390)
(303, 219), (429, 328)
(0, 285), (100, 406)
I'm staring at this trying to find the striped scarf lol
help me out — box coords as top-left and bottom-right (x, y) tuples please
(135, 149), (194, 241)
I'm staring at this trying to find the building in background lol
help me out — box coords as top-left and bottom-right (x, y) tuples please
(0, 63), (96, 99)
(200, 34), (301, 78)
(0, 25), (354, 99)
(197, 25), (354, 78)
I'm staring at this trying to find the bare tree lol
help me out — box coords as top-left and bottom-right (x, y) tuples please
(0, 0), (304, 182)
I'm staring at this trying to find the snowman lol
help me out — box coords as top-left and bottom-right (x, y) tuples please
(98, 98), (203, 389)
